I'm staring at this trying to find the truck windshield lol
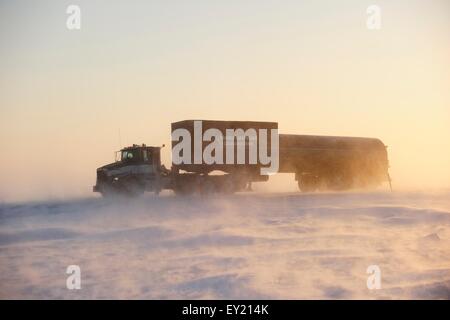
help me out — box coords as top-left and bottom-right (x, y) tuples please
(121, 150), (137, 161)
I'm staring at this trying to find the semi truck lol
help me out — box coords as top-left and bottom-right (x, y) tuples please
(93, 120), (390, 197)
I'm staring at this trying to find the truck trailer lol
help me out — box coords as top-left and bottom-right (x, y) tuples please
(93, 120), (390, 196)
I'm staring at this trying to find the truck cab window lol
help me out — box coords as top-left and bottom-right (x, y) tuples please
(143, 150), (153, 163)
(143, 150), (148, 162)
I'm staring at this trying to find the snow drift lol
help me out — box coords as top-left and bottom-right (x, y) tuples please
(0, 191), (449, 299)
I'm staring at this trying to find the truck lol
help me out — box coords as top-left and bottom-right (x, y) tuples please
(93, 120), (390, 197)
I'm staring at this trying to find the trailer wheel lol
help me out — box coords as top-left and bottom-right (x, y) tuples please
(327, 172), (353, 191)
(298, 174), (320, 192)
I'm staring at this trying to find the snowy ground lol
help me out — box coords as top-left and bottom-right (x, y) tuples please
(0, 191), (449, 299)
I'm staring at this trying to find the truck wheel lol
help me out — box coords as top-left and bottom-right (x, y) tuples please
(120, 179), (145, 197)
(200, 179), (217, 195)
(173, 179), (197, 195)
(100, 190), (116, 199)
(98, 184), (120, 198)
(218, 177), (238, 194)
(126, 187), (145, 197)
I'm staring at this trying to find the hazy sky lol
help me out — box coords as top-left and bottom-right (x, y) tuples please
(1, 0), (449, 202)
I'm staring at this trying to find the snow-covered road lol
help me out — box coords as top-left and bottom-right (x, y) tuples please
(1, 191), (449, 299)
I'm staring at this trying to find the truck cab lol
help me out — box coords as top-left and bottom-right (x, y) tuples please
(93, 144), (167, 197)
